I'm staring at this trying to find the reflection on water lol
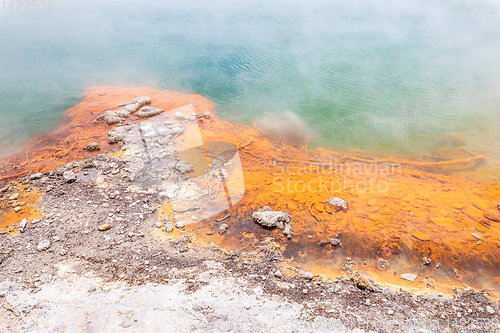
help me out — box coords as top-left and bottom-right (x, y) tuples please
(1, 87), (500, 297)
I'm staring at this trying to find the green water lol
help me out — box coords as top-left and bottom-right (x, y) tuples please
(1, 0), (499, 157)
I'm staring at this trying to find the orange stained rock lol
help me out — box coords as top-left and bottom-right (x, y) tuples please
(1, 86), (500, 296)
(0, 186), (42, 233)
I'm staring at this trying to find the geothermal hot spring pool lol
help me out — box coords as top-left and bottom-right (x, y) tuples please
(1, 0), (500, 296)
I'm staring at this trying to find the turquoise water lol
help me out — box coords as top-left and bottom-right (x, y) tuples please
(1, 0), (500, 157)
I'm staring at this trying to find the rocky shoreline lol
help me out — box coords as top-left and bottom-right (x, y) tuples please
(1, 87), (500, 332)
(0, 157), (498, 332)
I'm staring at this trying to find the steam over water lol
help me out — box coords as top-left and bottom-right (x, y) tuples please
(1, 0), (500, 156)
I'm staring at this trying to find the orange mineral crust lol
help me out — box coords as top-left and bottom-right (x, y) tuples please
(0, 186), (42, 233)
(0, 86), (216, 186)
(1, 86), (499, 295)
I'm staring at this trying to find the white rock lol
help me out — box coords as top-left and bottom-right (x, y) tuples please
(37, 240), (51, 251)
(30, 173), (44, 180)
(163, 222), (174, 233)
(63, 171), (77, 182)
(326, 197), (348, 211)
(9, 193), (19, 201)
(400, 273), (418, 282)
(253, 286), (264, 297)
(19, 218), (27, 232)
(252, 206), (292, 238)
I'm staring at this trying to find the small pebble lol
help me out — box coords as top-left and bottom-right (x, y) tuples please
(218, 223), (228, 235)
(19, 218), (27, 232)
(37, 240), (51, 251)
(98, 224), (111, 231)
(163, 223), (174, 233)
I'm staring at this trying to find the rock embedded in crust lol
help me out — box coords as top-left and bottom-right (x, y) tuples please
(130, 96), (150, 105)
(95, 96), (152, 125)
(175, 161), (194, 174)
(378, 258), (389, 270)
(30, 173), (44, 180)
(218, 223), (228, 234)
(400, 273), (418, 282)
(163, 222), (174, 233)
(19, 218), (27, 233)
(37, 240), (51, 251)
(83, 142), (100, 151)
(326, 197), (348, 212)
(136, 106), (164, 118)
(9, 193), (19, 201)
(175, 112), (196, 122)
(252, 206), (292, 239)
(63, 171), (77, 183)
(107, 125), (129, 145)
(97, 111), (123, 125)
(328, 238), (341, 246)
(351, 272), (375, 291)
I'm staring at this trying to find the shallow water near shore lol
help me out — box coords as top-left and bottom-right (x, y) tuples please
(1, 0), (500, 156)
